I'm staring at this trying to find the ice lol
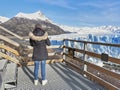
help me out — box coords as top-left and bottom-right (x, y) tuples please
(50, 33), (120, 67)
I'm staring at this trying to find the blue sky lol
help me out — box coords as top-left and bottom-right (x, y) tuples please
(0, 0), (120, 27)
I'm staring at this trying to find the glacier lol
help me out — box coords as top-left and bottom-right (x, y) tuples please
(50, 34), (120, 68)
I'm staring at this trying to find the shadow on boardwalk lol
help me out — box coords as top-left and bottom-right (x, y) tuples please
(14, 63), (105, 90)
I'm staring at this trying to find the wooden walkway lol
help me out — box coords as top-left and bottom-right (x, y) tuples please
(10, 63), (105, 90)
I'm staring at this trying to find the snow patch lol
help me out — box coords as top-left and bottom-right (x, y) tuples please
(0, 16), (9, 23)
(15, 11), (52, 23)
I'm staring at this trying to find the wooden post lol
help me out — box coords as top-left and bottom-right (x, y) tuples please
(63, 39), (66, 61)
(83, 42), (87, 76)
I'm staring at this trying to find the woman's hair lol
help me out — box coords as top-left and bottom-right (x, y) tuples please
(33, 23), (45, 33)
(35, 23), (42, 29)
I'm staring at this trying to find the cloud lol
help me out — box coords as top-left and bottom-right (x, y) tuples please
(79, 13), (120, 23)
(78, 1), (120, 8)
(77, 1), (120, 23)
(33, 0), (77, 10)
(28, 0), (120, 26)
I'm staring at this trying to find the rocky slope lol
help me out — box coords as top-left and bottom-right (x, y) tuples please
(0, 11), (66, 36)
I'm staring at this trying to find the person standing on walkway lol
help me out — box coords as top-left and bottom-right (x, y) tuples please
(29, 23), (51, 86)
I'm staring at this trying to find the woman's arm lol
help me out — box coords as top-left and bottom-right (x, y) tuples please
(45, 38), (51, 46)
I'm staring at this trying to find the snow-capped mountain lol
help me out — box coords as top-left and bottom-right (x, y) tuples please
(99, 26), (120, 33)
(100, 25), (120, 31)
(0, 16), (9, 24)
(59, 25), (120, 35)
(1, 11), (65, 36)
(48, 24), (120, 40)
(0, 11), (120, 37)
(15, 11), (52, 23)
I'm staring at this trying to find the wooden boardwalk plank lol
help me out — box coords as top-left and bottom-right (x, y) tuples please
(15, 63), (105, 90)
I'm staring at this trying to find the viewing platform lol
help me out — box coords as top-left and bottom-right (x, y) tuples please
(11, 63), (105, 90)
(0, 27), (120, 90)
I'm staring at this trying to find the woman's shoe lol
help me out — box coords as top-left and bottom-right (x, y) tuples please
(42, 80), (47, 86)
(34, 80), (38, 85)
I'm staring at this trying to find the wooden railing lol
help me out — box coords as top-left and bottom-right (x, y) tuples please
(0, 44), (22, 66)
(27, 45), (63, 65)
(0, 35), (20, 48)
(1, 35), (120, 89)
(0, 25), (23, 40)
(63, 39), (120, 90)
(0, 43), (63, 66)
(0, 35), (63, 66)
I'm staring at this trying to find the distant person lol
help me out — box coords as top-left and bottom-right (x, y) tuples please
(29, 23), (51, 86)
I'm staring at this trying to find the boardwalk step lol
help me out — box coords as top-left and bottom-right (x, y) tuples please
(0, 59), (8, 72)
(0, 59), (8, 84)
(4, 63), (17, 89)
(0, 59), (8, 90)
(0, 75), (4, 90)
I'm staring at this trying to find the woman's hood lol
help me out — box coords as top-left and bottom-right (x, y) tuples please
(29, 32), (48, 41)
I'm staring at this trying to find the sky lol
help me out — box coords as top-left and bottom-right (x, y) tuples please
(0, 0), (120, 27)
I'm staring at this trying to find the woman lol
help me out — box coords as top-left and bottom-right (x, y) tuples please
(29, 24), (51, 86)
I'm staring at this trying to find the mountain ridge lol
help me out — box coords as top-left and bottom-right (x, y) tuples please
(0, 16), (9, 24)
(0, 11), (66, 36)
(15, 11), (52, 23)
(0, 11), (120, 36)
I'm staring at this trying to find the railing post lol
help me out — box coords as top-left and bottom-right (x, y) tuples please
(83, 42), (87, 77)
(63, 39), (66, 61)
